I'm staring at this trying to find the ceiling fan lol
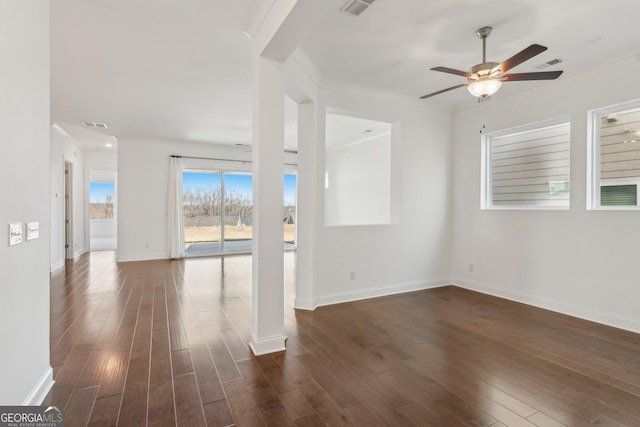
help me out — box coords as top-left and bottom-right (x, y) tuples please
(420, 26), (563, 101)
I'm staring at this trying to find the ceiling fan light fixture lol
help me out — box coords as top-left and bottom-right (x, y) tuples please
(420, 26), (561, 101)
(467, 79), (502, 98)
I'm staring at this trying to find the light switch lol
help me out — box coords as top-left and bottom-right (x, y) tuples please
(9, 223), (23, 246)
(27, 222), (39, 240)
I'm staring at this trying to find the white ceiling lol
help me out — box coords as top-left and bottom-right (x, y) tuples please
(303, 0), (640, 106)
(51, 0), (254, 145)
(52, 122), (118, 151)
(51, 0), (640, 147)
(326, 113), (391, 148)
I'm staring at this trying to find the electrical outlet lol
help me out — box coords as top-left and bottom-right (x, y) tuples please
(468, 264), (474, 272)
(349, 270), (356, 280)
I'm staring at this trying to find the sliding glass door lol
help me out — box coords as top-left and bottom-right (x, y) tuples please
(183, 171), (222, 256)
(183, 169), (295, 257)
(223, 173), (253, 253)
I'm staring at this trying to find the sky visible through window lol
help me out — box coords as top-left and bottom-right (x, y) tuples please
(183, 172), (221, 192)
(90, 182), (114, 203)
(183, 172), (296, 205)
(284, 174), (296, 206)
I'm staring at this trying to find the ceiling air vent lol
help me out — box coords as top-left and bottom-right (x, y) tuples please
(535, 58), (563, 70)
(83, 121), (108, 129)
(340, 0), (375, 16)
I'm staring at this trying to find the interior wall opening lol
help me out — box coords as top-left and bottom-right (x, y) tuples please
(324, 112), (394, 226)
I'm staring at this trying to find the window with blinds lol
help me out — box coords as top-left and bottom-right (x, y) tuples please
(593, 102), (640, 208)
(601, 185), (637, 206)
(484, 119), (571, 209)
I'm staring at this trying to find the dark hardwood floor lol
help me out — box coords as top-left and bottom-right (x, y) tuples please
(44, 251), (640, 426)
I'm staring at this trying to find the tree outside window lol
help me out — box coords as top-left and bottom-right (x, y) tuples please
(90, 182), (115, 219)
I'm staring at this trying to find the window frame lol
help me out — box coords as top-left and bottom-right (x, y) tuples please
(481, 116), (571, 211)
(587, 99), (640, 210)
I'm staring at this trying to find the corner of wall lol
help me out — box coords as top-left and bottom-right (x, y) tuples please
(294, 297), (316, 311)
(50, 260), (65, 273)
(451, 278), (640, 335)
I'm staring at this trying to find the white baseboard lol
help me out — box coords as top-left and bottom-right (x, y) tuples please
(452, 278), (640, 335)
(116, 253), (168, 263)
(73, 248), (85, 259)
(50, 260), (65, 272)
(23, 366), (54, 405)
(90, 237), (117, 251)
(294, 297), (316, 311)
(249, 334), (287, 356)
(315, 278), (450, 308)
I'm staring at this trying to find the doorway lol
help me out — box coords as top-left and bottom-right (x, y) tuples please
(89, 170), (118, 251)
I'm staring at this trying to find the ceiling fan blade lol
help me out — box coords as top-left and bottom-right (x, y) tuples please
(496, 44), (548, 74)
(502, 70), (563, 81)
(430, 66), (471, 77)
(420, 83), (468, 99)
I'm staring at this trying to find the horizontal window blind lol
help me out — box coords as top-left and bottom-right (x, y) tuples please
(490, 122), (571, 207)
(601, 184), (637, 206)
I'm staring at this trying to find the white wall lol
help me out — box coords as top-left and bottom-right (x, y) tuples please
(0, 1), (52, 404)
(451, 55), (640, 333)
(325, 133), (391, 226)
(84, 148), (117, 171)
(91, 220), (117, 239)
(313, 87), (453, 306)
(50, 125), (86, 270)
(118, 138), (290, 261)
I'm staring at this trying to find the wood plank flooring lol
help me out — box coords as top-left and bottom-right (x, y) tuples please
(44, 251), (640, 426)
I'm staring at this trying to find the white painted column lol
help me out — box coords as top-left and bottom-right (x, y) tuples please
(295, 102), (317, 310)
(250, 55), (286, 355)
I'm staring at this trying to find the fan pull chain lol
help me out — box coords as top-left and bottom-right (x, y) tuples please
(480, 100), (486, 134)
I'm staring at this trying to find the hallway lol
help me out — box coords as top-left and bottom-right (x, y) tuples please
(45, 252), (274, 425)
